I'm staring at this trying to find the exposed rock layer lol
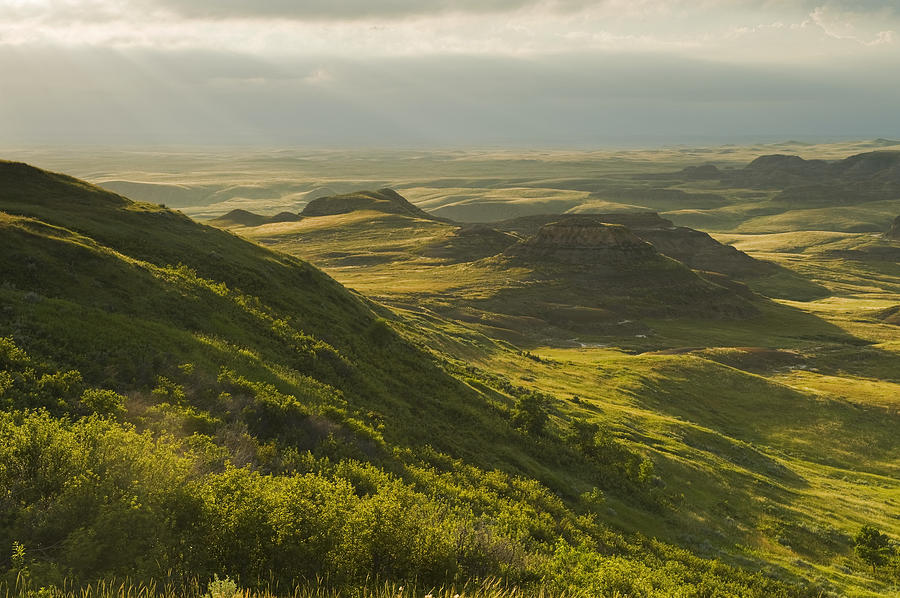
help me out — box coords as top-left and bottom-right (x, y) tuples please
(504, 216), (656, 264)
(497, 213), (769, 276)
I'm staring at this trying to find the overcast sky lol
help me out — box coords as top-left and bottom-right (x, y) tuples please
(1, 0), (898, 147)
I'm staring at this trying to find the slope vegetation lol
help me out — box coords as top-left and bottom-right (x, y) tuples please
(2, 161), (844, 597)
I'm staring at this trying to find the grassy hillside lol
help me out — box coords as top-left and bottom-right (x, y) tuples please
(2, 160), (608, 477)
(1, 159), (898, 597)
(1, 161), (852, 598)
(233, 197), (849, 348)
(214, 188), (899, 596)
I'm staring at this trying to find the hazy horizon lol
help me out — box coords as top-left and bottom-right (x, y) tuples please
(4, 134), (899, 152)
(2, 0), (899, 147)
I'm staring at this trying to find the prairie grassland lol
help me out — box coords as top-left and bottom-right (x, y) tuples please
(237, 181), (898, 596)
(3, 145), (899, 597)
(462, 341), (900, 595)
(9, 139), (898, 224)
(733, 201), (900, 234)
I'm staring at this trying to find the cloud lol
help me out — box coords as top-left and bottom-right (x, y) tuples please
(1, 1), (899, 147)
(2, 0), (898, 65)
(149, 0), (540, 20)
(809, 4), (895, 45)
(122, 0), (900, 23)
(2, 46), (898, 147)
(801, 1), (897, 49)
(0, 0), (877, 26)
(0, 0), (599, 23)
(867, 30), (896, 45)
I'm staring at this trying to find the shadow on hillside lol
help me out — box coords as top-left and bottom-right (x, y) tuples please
(629, 343), (899, 480)
(742, 262), (831, 301)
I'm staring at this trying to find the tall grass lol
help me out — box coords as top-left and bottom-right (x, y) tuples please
(2, 576), (577, 598)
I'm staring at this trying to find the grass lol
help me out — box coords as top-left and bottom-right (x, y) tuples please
(2, 151), (900, 597)
(2, 577), (574, 598)
(401, 187), (592, 222)
(224, 179), (900, 596)
(471, 343), (900, 595)
(734, 201), (900, 234)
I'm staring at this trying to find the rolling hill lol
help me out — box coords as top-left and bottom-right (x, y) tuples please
(208, 208), (303, 228)
(224, 197), (774, 340)
(496, 213), (829, 300)
(476, 215), (759, 334)
(301, 188), (451, 222)
(2, 161), (898, 598)
(3, 162), (633, 473)
(226, 197), (836, 340)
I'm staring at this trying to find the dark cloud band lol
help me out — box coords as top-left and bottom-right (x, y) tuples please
(2, 46), (898, 146)
(142, 0), (592, 20)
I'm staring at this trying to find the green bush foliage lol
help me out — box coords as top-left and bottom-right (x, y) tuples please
(854, 525), (895, 574)
(511, 393), (550, 436)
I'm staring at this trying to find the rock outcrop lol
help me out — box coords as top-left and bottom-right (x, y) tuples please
(496, 212), (669, 238)
(503, 216), (656, 264)
(497, 213), (770, 277)
(489, 215), (759, 325)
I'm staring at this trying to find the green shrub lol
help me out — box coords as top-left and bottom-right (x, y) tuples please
(79, 389), (126, 417)
(367, 318), (395, 347)
(854, 524), (895, 574)
(511, 393), (549, 436)
(205, 575), (242, 598)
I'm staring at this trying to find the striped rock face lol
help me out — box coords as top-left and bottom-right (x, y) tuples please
(505, 216), (656, 265)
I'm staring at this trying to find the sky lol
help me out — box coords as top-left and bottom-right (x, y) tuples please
(1, 0), (899, 147)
